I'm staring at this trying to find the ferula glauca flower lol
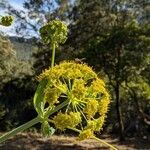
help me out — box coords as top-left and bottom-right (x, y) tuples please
(0, 16), (14, 26)
(0, 20), (116, 150)
(39, 19), (68, 47)
(38, 61), (110, 140)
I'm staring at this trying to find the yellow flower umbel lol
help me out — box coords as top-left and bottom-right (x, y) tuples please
(39, 19), (68, 47)
(38, 61), (110, 140)
(0, 16), (14, 26)
(39, 19), (68, 68)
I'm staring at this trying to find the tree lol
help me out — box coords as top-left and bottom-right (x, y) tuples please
(0, 35), (35, 130)
(68, 0), (150, 140)
(0, 35), (15, 87)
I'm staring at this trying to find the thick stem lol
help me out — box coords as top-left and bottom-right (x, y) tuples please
(0, 116), (40, 143)
(0, 100), (69, 143)
(51, 43), (55, 68)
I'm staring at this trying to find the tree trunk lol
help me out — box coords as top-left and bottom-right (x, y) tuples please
(115, 46), (125, 141)
(115, 81), (125, 140)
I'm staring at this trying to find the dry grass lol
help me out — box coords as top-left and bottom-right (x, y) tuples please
(0, 132), (149, 150)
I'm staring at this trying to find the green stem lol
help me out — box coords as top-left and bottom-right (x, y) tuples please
(0, 100), (69, 143)
(0, 116), (40, 143)
(45, 100), (69, 117)
(67, 127), (81, 133)
(93, 136), (118, 150)
(51, 43), (55, 68)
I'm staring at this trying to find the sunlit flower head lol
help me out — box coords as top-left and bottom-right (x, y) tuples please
(38, 61), (110, 140)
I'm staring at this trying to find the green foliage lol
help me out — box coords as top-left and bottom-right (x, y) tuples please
(0, 36), (33, 85)
(68, 0), (150, 139)
(0, 75), (37, 130)
(0, 35), (35, 130)
(128, 78), (150, 101)
(0, 36), (15, 77)
(41, 121), (55, 136)
(33, 79), (47, 116)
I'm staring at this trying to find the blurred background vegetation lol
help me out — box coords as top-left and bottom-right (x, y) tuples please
(0, 0), (149, 141)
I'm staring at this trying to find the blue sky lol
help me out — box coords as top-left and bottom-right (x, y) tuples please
(9, 0), (24, 8)
(0, 0), (25, 36)
(0, 0), (59, 36)
(1, 0), (24, 13)
(0, 0), (71, 36)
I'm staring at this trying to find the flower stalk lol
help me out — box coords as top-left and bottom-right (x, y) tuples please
(51, 43), (55, 68)
(0, 117), (40, 143)
(93, 136), (118, 150)
(0, 100), (69, 143)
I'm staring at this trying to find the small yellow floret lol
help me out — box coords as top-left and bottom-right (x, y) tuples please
(79, 129), (93, 140)
(84, 99), (99, 118)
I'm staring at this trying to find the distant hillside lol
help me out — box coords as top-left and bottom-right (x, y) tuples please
(9, 36), (38, 61)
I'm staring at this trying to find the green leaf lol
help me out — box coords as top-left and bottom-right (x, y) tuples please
(33, 79), (47, 116)
(41, 121), (55, 136)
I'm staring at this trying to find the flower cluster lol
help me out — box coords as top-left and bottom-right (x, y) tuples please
(38, 61), (110, 140)
(39, 19), (68, 47)
(53, 112), (81, 130)
(0, 16), (14, 26)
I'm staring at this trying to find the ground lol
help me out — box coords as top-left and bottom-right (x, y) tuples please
(0, 133), (149, 150)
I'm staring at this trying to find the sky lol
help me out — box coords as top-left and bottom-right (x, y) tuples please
(0, 0), (25, 36)
(8, 0), (24, 9)
(0, 0), (59, 37)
